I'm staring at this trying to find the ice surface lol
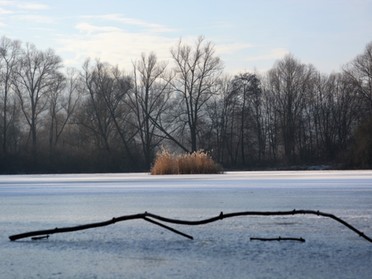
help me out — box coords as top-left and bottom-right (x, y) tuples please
(1, 171), (372, 278)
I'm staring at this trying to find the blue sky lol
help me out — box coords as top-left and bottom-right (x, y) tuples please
(1, 0), (371, 74)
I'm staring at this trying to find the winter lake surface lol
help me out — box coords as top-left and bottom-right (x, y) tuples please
(1, 170), (372, 279)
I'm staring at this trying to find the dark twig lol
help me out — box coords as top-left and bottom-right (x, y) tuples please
(31, 235), (49, 241)
(8, 210), (372, 244)
(143, 217), (193, 240)
(250, 237), (305, 242)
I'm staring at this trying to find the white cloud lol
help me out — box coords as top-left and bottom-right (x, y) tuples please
(19, 2), (49, 10)
(0, 1), (49, 11)
(0, 3), (9, 28)
(245, 48), (289, 62)
(11, 14), (54, 23)
(0, 1), (13, 6)
(75, 22), (122, 33)
(57, 21), (260, 74)
(0, 1), (50, 23)
(82, 13), (176, 33)
(0, 7), (12, 14)
(57, 25), (178, 69)
(215, 42), (253, 55)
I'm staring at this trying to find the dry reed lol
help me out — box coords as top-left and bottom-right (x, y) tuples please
(151, 150), (222, 175)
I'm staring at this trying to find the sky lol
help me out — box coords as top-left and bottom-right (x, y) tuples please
(0, 0), (371, 74)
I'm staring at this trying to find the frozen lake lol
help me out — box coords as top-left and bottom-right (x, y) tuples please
(1, 171), (372, 278)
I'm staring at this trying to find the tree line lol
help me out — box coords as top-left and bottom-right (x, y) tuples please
(1, 35), (371, 173)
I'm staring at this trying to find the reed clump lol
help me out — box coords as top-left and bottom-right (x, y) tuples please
(151, 150), (222, 175)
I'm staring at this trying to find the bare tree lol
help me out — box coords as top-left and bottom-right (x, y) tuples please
(0, 36), (21, 154)
(79, 59), (114, 152)
(333, 73), (361, 150)
(47, 68), (80, 155)
(261, 85), (280, 163)
(78, 59), (136, 166)
(13, 43), (63, 158)
(170, 36), (223, 152)
(131, 52), (172, 167)
(230, 73), (263, 164)
(343, 42), (372, 167)
(101, 64), (134, 161)
(344, 41), (372, 115)
(267, 54), (315, 163)
(205, 76), (243, 166)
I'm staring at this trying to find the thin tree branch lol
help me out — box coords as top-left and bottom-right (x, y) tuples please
(8, 210), (372, 244)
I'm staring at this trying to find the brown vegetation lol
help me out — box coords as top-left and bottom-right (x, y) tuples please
(150, 150), (222, 175)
